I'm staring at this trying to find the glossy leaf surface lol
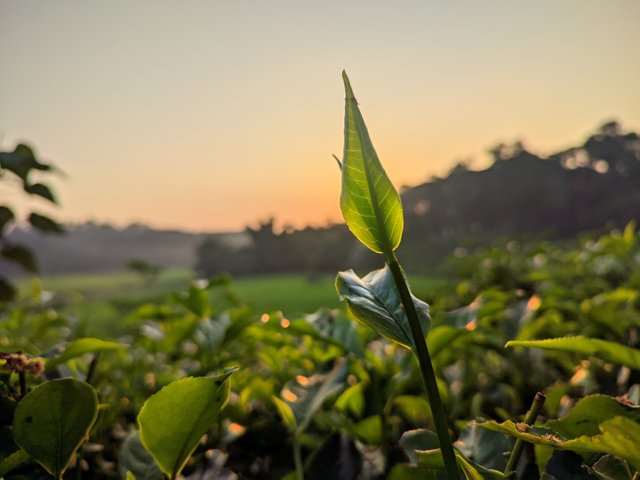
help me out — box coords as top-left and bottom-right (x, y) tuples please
(339, 71), (403, 255)
(336, 266), (430, 350)
(138, 370), (235, 479)
(13, 378), (98, 478)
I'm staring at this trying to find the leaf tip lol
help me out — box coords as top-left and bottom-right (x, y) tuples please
(342, 71), (355, 100)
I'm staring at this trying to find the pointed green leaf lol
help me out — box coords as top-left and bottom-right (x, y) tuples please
(336, 266), (430, 350)
(506, 336), (640, 370)
(339, 71), (403, 255)
(138, 370), (236, 479)
(478, 417), (640, 470)
(28, 212), (64, 233)
(1, 243), (37, 273)
(24, 183), (57, 203)
(272, 396), (297, 432)
(12, 378), (99, 478)
(47, 337), (127, 369)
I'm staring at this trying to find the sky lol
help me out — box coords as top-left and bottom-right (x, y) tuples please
(1, 1), (639, 232)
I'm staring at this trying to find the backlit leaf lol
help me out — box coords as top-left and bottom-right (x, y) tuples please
(339, 71), (403, 255)
(138, 370), (236, 479)
(506, 336), (640, 370)
(13, 378), (99, 478)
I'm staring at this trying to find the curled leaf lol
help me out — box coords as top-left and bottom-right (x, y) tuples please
(336, 265), (430, 350)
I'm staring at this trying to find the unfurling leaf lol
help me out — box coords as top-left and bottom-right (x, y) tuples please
(336, 266), (430, 350)
(339, 71), (403, 256)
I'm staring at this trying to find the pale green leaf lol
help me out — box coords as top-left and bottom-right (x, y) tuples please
(12, 378), (99, 478)
(336, 266), (430, 350)
(339, 71), (403, 255)
(273, 396), (297, 432)
(47, 337), (126, 369)
(506, 336), (640, 370)
(138, 370), (235, 479)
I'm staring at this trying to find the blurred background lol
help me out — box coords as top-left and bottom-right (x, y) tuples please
(1, 0), (639, 310)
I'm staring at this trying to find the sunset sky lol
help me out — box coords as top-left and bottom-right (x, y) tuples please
(1, 1), (639, 232)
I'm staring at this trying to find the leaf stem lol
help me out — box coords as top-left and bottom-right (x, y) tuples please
(504, 392), (546, 477)
(385, 252), (459, 480)
(293, 434), (304, 480)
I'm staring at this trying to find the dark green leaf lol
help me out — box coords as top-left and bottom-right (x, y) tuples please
(12, 378), (99, 478)
(339, 71), (403, 255)
(138, 370), (236, 479)
(586, 454), (634, 480)
(28, 212), (64, 233)
(0, 144), (51, 181)
(455, 421), (514, 471)
(0, 449), (31, 477)
(119, 431), (164, 480)
(336, 266), (430, 350)
(24, 183), (57, 203)
(1, 243), (37, 273)
(0, 277), (17, 302)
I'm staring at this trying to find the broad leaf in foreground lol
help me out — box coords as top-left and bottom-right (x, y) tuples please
(506, 336), (640, 370)
(138, 369), (236, 479)
(13, 378), (99, 478)
(336, 266), (430, 350)
(339, 71), (403, 255)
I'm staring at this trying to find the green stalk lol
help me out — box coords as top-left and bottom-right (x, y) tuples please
(293, 434), (304, 480)
(385, 251), (459, 480)
(504, 392), (546, 477)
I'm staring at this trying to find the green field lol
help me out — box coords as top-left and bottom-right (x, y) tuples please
(23, 269), (443, 321)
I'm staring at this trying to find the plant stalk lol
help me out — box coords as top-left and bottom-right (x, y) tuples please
(385, 252), (459, 480)
(293, 434), (304, 480)
(504, 392), (546, 477)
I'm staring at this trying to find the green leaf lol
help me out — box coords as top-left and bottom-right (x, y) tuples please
(546, 394), (640, 439)
(455, 421), (513, 471)
(478, 416), (640, 470)
(118, 431), (164, 480)
(0, 144), (51, 181)
(339, 71), (403, 255)
(138, 370), (236, 479)
(12, 378), (99, 478)
(586, 455), (634, 480)
(399, 429), (440, 465)
(28, 212), (64, 233)
(1, 243), (37, 273)
(47, 337), (127, 369)
(506, 336), (640, 370)
(273, 396), (297, 432)
(280, 360), (349, 434)
(24, 183), (57, 203)
(336, 266), (430, 350)
(0, 449), (31, 477)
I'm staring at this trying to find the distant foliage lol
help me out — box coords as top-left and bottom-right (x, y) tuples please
(0, 144), (62, 301)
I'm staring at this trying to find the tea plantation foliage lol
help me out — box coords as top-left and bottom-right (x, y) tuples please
(3, 223), (640, 479)
(3, 78), (640, 478)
